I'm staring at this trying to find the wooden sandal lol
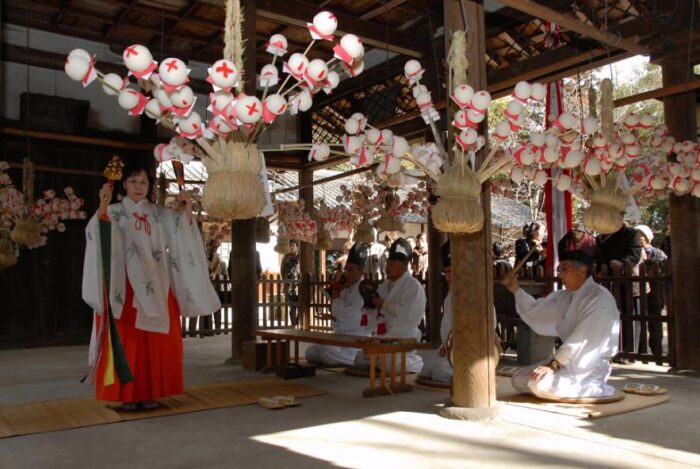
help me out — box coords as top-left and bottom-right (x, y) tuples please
(257, 397), (286, 409)
(275, 395), (301, 407)
(636, 384), (668, 396)
(621, 383), (645, 394)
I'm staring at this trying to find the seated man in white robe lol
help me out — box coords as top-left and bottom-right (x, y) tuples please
(419, 241), (453, 382)
(354, 238), (425, 373)
(306, 242), (371, 366)
(503, 250), (620, 399)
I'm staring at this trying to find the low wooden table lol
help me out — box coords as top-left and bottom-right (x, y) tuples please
(255, 328), (430, 398)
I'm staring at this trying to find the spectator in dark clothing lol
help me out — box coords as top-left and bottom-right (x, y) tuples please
(635, 224), (668, 357)
(558, 223), (598, 259)
(492, 241), (512, 274)
(280, 241), (300, 325)
(597, 222), (643, 360)
(515, 222), (546, 270)
(659, 215), (671, 260)
(411, 233), (429, 278)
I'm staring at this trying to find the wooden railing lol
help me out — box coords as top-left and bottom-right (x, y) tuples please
(187, 260), (673, 365)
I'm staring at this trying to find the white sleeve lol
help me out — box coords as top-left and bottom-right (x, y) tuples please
(161, 208), (221, 317)
(514, 289), (565, 337)
(382, 278), (426, 326)
(82, 213), (103, 314)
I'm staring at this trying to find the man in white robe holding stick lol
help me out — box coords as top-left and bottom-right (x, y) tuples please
(503, 250), (620, 399)
(306, 242), (371, 366)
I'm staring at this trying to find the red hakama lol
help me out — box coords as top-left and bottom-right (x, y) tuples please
(95, 277), (184, 403)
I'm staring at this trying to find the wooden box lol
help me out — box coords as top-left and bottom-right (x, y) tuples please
(242, 339), (288, 371)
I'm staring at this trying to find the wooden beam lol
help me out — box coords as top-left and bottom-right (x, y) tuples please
(496, 0), (649, 56)
(360, 0), (408, 20)
(199, 0), (424, 58)
(273, 163), (378, 194)
(613, 79), (700, 108)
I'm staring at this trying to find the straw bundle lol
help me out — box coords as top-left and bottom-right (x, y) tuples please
(197, 138), (266, 220)
(255, 217), (271, 243)
(376, 210), (404, 233)
(433, 156), (484, 233)
(315, 225), (333, 251)
(0, 233), (17, 268)
(274, 236), (291, 254)
(10, 216), (42, 248)
(583, 173), (627, 234)
(600, 78), (614, 143)
(353, 218), (374, 244)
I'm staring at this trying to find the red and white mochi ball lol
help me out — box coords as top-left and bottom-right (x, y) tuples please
(451, 84), (474, 109)
(177, 111), (203, 138)
(308, 143), (331, 162)
(284, 53), (309, 79)
(208, 59), (239, 90)
(101, 73), (125, 96)
(262, 94), (288, 124)
(266, 34), (288, 56)
(234, 96), (263, 125)
(259, 64), (279, 88)
(308, 11), (337, 40)
(404, 60), (424, 84)
(122, 44), (156, 78)
(158, 58), (189, 91)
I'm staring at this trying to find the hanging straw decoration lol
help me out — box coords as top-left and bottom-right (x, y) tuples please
(315, 223), (333, 250)
(255, 216), (271, 243)
(274, 235), (291, 254)
(376, 191), (405, 233)
(432, 153), (484, 233)
(583, 172), (628, 233)
(353, 217), (373, 243)
(197, 138), (266, 219)
(10, 159), (42, 247)
(0, 232), (17, 268)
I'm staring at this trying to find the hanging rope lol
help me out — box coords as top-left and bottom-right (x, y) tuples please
(224, 0), (244, 94)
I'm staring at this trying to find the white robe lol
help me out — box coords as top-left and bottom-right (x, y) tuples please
(82, 198), (221, 367)
(354, 271), (425, 372)
(305, 281), (369, 366)
(511, 276), (620, 399)
(419, 292), (453, 382)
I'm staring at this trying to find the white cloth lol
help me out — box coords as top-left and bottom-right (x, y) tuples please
(354, 271), (425, 373)
(511, 276), (620, 398)
(305, 281), (369, 366)
(82, 198), (221, 366)
(420, 292), (452, 382)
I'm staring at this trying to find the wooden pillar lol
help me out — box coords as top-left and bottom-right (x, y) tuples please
(441, 0), (498, 417)
(661, 54), (700, 371)
(229, 0), (258, 361)
(299, 168), (314, 329)
(427, 212), (446, 347)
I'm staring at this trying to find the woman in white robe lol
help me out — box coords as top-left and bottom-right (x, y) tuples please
(504, 250), (620, 399)
(82, 161), (220, 409)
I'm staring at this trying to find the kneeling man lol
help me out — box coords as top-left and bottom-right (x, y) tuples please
(503, 250), (620, 399)
(354, 238), (425, 373)
(306, 242), (371, 366)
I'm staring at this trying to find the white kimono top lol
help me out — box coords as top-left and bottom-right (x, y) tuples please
(514, 276), (620, 384)
(82, 198), (221, 345)
(333, 281), (369, 336)
(377, 271), (425, 340)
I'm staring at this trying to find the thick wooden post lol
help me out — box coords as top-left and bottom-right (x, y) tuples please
(661, 54), (700, 371)
(229, 0), (258, 361)
(427, 213), (446, 347)
(440, 0), (498, 418)
(299, 168), (314, 329)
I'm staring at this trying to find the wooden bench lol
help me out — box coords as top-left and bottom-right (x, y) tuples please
(255, 328), (431, 398)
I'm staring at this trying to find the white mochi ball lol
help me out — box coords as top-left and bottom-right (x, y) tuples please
(470, 91), (491, 111)
(64, 55), (90, 81)
(513, 81), (531, 102)
(313, 11), (338, 36)
(69, 48), (91, 62)
(158, 58), (188, 87)
(584, 157), (602, 176)
(123, 44), (153, 73)
(510, 166), (525, 184)
(533, 169), (548, 186)
(144, 99), (162, 120)
(582, 116), (598, 135)
(234, 96), (263, 124)
(530, 83), (547, 101)
(365, 128), (382, 145)
(340, 34), (364, 59)
(101, 73), (124, 96)
(169, 86), (193, 108)
(209, 59), (239, 89)
(117, 89), (139, 110)
(179, 111), (202, 134)
(265, 94), (288, 116)
(451, 84), (474, 107)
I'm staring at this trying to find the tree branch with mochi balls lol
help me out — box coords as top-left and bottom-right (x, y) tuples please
(503, 76), (699, 235)
(63, 6), (367, 220)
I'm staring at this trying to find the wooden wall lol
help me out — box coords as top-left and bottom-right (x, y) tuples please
(0, 131), (150, 349)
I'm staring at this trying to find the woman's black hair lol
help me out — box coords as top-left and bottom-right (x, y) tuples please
(493, 241), (505, 256)
(119, 159), (156, 202)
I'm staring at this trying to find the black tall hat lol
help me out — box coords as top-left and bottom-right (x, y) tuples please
(347, 242), (369, 268)
(559, 249), (594, 267)
(441, 240), (451, 268)
(388, 237), (412, 263)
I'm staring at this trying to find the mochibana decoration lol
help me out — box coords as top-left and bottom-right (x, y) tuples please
(64, 3), (365, 221)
